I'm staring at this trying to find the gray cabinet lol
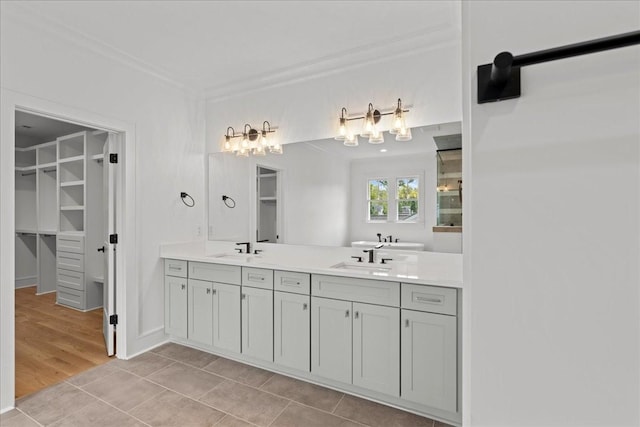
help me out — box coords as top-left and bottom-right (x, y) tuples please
(401, 283), (457, 412)
(311, 296), (352, 384)
(164, 274), (187, 339)
(241, 286), (273, 361)
(274, 291), (310, 371)
(212, 282), (241, 353)
(188, 279), (214, 346)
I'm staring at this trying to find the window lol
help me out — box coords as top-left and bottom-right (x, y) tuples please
(366, 176), (420, 223)
(396, 177), (419, 222)
(367, 179), (388, 221)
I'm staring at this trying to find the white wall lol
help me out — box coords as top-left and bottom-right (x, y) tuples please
(0, 5), (205, 411)
(463, 1), (639, 425)
(209, 142), (351, 246)
(349, 152), (435, 249)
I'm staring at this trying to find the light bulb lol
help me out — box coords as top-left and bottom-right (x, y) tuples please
(369, 128), (384, 144)
(395, 127), (412, 141)
(223, 137), (232, 152)
(236, 147), (249, 157)
(336, 117), (347, 141)
(241, 135), (249, 149)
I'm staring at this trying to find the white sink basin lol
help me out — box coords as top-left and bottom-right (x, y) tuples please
(331, 262), (392, 274)
(208, 252), (254, 262)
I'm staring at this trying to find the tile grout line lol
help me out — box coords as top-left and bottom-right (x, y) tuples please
(267, 399), (292, 427)
(331, 393), (346, 414)
(15, 407), (44, 427)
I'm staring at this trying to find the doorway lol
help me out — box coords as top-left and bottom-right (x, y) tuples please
(13, 110), (120, 398)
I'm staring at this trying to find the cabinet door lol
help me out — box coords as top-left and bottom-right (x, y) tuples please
(401, 309), (457, 412)
(353, 302), (399, 396)
(165, 275), (187, 339)
(241, 286), (273, 362)
(213, 282), (241, 353)
(188, 279), (213, 346)
(311, 297), (352, 384)
(274, 291), (310, 372)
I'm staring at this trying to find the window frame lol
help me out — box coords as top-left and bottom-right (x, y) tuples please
(366, 177), (389, 223)
(365, 174), (422, 224)
(395, 175), (420, 223)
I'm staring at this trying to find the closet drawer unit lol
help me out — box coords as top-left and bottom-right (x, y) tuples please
(57, 268), (84, 291)
(401, 283), (457, 316)
(57, 251), (84, 272)
(57, 286), (84, 310)
(242, 267), (273, 290)
(274, 270), (311, 295)
(57, 234), (84, 254)
(165, 259), (188, 278)
(311, 274), (400, 307)
(189, 262), (241, 285)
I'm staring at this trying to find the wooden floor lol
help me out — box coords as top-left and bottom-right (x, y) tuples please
(15, 286), (112, 399)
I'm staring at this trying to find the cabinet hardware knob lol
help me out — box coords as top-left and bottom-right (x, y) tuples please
(207, 288), (211, 294)
(181, 284), (185, 290)
(354, 311), (359, 319)
(405, 319), (409, 327)
(212, 289), (217, 295)
(302, 303), (308, 310)
(345, 310), (350, 317)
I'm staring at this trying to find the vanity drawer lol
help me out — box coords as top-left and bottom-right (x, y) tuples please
(311, 274), (399, 307)
(242, 267), (273, 290)
(57, 285), (84, 310)
(57, 234), (84, 254)
(189, 261), (241, 285)
(57, 268), (84, 291)
(274, 270), (310, 295)
(165, 259), (188, 278)
(57, 251), (84, 272)
(401, 283), (457, 316)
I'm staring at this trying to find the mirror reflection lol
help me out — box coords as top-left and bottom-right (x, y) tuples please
(208, 121), (461, 251)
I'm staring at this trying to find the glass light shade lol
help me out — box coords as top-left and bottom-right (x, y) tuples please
(368, 128), (384, 144)
(389, 110), (404, 134)
(236, 147), (249, 157)
(335, 117), (347, 141)
(343, 133), (358, 147)
(270, 143), (283, 154)
(395, 127), (412, 141)
(261, 131), (270, 147)
(241, 135), (249, 149)
(254, 145), (266, 156)
(361, 115), (374, 137)
(223, 137), (233, 152)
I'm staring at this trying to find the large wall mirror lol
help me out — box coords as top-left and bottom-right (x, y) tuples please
(208, 121), (461, 250)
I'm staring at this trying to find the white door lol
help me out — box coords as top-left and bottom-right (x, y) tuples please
(102, 133), (118, 356)
(311, 296), (352, 383)
(353, 302), (399, 396)
(164, 275), (187, 338)
(401, 309), (457, 412)
(241, 286), (273, 361)
(188, 279), (213, 346)
(274, 291), (310, 371)
(213, 282), (241, 353)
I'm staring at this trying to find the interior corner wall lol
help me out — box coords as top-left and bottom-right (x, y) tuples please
(1, 5), (205, 409)
(463, 1), (639, 425)
(204, 41), (462, 153)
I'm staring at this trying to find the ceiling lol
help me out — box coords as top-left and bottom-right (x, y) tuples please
(15, 111), (96, 148)
(13, 1), (461, 99)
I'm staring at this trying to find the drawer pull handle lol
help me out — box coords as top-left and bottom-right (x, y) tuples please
(302, 303), (308, 310)
(282, 279), (301, 286)
(248, 274), (265, 281)
(354, 311), (359, 319)
(345, 310), (350, 317)
(169, 266), (181, 270)
(405, 319), (410, 327)
(415, 296), (443, 304)
(181, 284), (185, 290)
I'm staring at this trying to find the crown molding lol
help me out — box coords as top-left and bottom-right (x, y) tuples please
(4, 3), (203, 99)
(204, 23), (461, 103)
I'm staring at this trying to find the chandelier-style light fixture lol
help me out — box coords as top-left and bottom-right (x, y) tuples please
(222, 121), (282, 156)
(335, 98), (412, 146)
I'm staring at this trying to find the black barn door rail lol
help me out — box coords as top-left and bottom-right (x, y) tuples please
(477, 30), (640, 104)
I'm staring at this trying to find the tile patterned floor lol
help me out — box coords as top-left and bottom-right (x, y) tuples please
(2, 343), (453, 427)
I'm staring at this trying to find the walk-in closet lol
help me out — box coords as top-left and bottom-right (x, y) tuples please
(14, 111), (112, 398)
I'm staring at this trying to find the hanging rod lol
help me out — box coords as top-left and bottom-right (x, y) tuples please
(478, 30), (640, 104)
(21, 171), (36, 177)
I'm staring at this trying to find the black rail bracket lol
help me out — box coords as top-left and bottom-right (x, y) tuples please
(477, 62), (521, 104)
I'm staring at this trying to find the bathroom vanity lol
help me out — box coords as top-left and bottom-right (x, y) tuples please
(161, 242), (462, 426)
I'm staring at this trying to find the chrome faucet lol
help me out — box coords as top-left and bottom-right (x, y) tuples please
(236, 242), (250, 253)
(363, 243), (385, 263)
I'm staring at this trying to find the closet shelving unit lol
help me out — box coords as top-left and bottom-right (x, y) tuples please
(256, 166), (279, 243)
(15, 130), (107, 308)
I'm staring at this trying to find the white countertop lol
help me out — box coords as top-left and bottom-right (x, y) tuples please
(160, 241), (463, 289)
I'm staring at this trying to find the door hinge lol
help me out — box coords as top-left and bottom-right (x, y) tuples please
(109, 234), (118, 244)
(109, 153), (118, 164)
(109, 314), (118, 325)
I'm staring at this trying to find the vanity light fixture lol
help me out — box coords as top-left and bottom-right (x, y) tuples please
(222, 121), (281, 156)
(335, 98), (412, 146)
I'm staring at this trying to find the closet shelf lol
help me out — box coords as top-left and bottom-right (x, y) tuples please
(38, 230), (57, 236)
(37, 162), (57, 169)
(60, 205), (85, 211)
(60, 180), (84, 187)
(15, 229), (38, 235)
(259, 196), (277, 201)
(90, 154), (104, 161)
(15, 166), (37, 172)
(58, 155), (84, 164)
